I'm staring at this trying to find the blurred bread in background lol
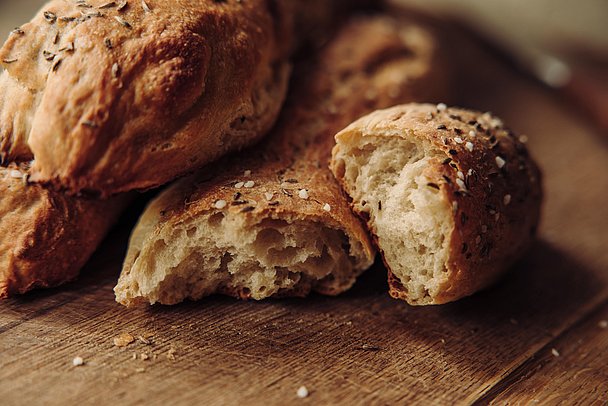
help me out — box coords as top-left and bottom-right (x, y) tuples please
(389, 0), (608, 58)
(389, 0), (608, 131)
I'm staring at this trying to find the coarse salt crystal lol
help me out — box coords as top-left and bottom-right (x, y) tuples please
(465, 142), (474, 152)
(436, 103), (447, 111)
(234, 182), (244, 189)
(298, 189), (309, 200)
(264, 192), (274, 201)
(244, 170), (252, 177)
(551, 348), (560, 357)
(457, 171), (464, 180)
(297, 386), (309, 398)
(495, 156), (506, 169)
(72, 357), (84, 366)
(469, 130), (476, 137)
(492, 118), (503, 128)
(454, 137), (463, 144)
(9, 170), (22, 179)
(323, 203), (331, 212)
(214, 200), (227, 209)
(244, 181), (255, 188)
(456, 178), (467, 191)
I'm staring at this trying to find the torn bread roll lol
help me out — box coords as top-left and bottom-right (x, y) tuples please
(330, 103), (543, 305)
(0, 163), (129, 298)
(115, 16), (449, 306)
(0, 0), (365, 196)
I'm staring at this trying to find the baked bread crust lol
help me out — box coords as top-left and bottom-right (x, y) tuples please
(331, 103), (543, 304)
(0, 0), (298, 196)
(0, 70), (37, 163)
(0, 163), (129, 298)
(115, 16), (449, 306)
(0, 0), (373, 197)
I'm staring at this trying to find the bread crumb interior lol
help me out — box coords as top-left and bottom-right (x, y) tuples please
(117, 214), (364, 305)
(333, 133), (453, 304)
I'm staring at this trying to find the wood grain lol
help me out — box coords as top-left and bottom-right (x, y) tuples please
(1, 5), (608, 406)
(1, 240), (606, 405)
(480, 302), (608, 405)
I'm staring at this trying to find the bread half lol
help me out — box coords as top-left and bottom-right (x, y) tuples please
(0, 163), (129, 297)
(0, 0), (358, 196)
(115, 16), (449, 306)
(331, 103), (543, 305)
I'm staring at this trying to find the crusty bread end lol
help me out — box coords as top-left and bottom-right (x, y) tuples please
(331, 103), (542, 305)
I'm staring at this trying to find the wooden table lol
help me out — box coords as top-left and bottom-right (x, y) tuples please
(1, 4), (608, 405)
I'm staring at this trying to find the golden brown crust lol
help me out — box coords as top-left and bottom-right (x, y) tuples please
(0, 0), (373, 197)
(0, 163), (129, 298)
(332, 103), (543, 304)
(0, 70), (37, 163)
(117, 16), (450, 305)
(1, 0), (290, 196)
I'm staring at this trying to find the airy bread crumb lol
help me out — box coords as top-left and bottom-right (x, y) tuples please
(115, 208), (362, 305)
(333, 133), (453, 303)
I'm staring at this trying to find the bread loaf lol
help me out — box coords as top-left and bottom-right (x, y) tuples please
(115, 16), (449, 306)
(0, 0), (365, 197)
(330, 103), (542, 305)
(0, 162), (129, 297)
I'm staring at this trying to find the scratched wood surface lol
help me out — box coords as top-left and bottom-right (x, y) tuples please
(1, 2), (608, 406)
(480, 302), (608, 405)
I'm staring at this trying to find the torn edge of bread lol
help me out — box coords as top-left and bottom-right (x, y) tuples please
(115, 189), (372, 306)
(115, 16), (450, 306)
(331, 103), (542, 305)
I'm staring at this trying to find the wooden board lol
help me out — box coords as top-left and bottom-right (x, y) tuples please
(480, 302), (608, 405)
(1, 4), (608, 405)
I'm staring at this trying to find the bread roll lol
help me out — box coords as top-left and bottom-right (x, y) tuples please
(330, 103), (542, 305)
(115, 16), (449, 306)
(0, 163), (129, 297)
(0, 0), (363, 197)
